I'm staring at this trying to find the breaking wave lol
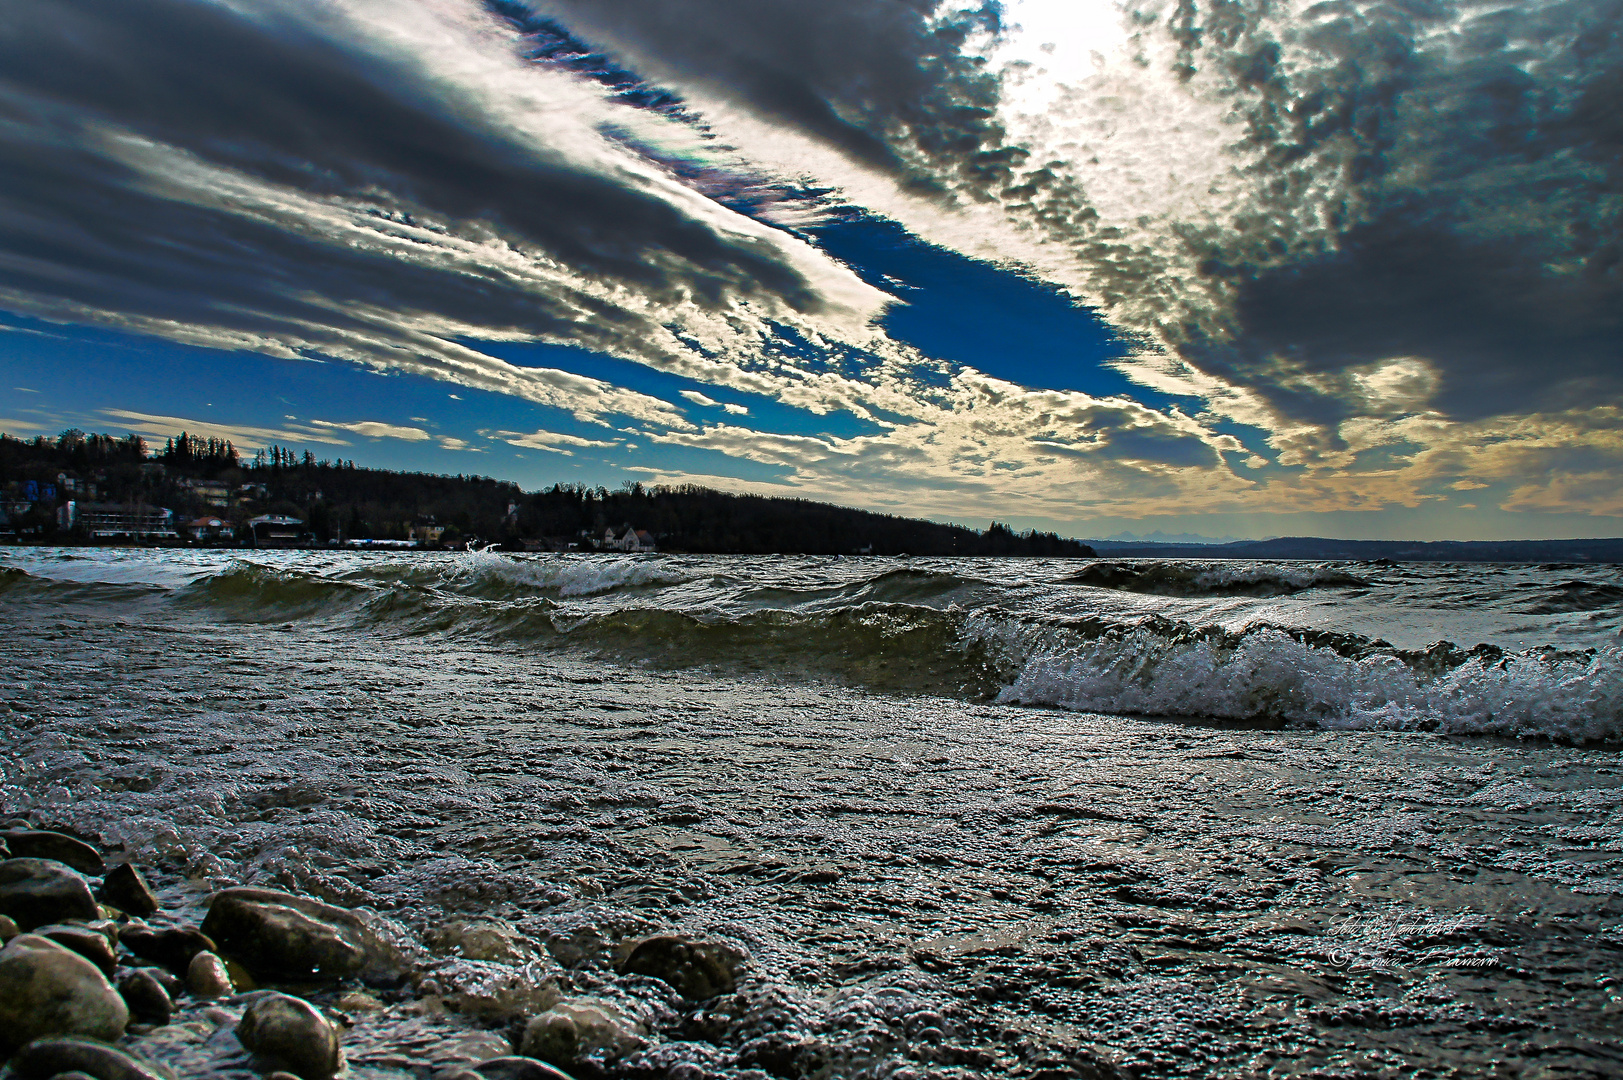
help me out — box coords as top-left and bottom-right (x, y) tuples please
(967, 614), (1623, 744)
(5, 550), (1621, 742)
(1064, 560), (1370, 596)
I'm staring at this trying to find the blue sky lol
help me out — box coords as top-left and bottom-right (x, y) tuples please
(2, 0), (1621, 540)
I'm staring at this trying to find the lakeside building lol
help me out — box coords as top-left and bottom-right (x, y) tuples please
(59, 501), (180, 540)
(185, 516), (236, 541)
(602, 525), (657, 552)
(246, 514), (306, 546)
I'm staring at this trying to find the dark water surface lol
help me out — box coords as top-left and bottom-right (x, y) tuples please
(1, 550), (1620, 1079)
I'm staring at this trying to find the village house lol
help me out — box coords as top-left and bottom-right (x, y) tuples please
(602, 525), (657, 552)
(185, 516), (236, 542)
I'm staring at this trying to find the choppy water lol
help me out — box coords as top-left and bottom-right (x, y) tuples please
(2, 548), (1621, 1078)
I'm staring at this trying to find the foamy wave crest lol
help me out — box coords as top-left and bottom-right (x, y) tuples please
(966, 615), (1623, 742)
(1065, 560), (1368, 596)
(454, 550), (691, 598)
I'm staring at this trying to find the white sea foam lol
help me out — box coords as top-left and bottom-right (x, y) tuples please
(457, 550), (690, 598)
(965, 614), (1623, 742)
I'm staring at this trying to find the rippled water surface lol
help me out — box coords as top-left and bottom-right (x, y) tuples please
(2, 549), (1620, 1079)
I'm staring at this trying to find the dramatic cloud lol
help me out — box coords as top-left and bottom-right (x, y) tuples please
(3, 0), (1621, 525)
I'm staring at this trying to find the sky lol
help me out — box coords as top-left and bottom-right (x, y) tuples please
(1, 0), (1620, 541)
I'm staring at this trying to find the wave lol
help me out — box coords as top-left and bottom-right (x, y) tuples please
(1064, 560), (1369, 597)
(173, 560), (370, 621)
(448, 550), (694, 598)
(8, 551), (1618, 742)
(970, 614), (1622, 743)
(1521, 580), (1623, 614)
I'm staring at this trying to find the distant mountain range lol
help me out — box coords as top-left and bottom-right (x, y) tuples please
(1085, 536), (1623, 563)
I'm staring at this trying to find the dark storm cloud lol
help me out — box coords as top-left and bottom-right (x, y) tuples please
(518, 0), (1013, 193)
(0, 0), (863, 406)
(1146, 0), (1623, 427)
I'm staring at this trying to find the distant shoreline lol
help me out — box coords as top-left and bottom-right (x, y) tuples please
(4, 536), (1623, 563)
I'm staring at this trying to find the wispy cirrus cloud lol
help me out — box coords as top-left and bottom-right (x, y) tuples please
(309, 420), (431, 441)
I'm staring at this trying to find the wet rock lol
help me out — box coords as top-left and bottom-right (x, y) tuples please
(201, 888), (368, 982)
(29, 923), (118, 976)
(469, 1057), (580, 1080)
(0, 913), (18, 941)
(0, 934), (129, 1053)
(99, 864), (158, 917)
(620, 935), (741, 1000)
(236, 992), (343, 1080)
(0, 832), (105, 877)
(428, 918), (540, 965)
(0, 859), (99, 932)
(187, 950), (235, 999)
(520, 999), (647, 1068)
(117, 924), (216, 974)
(8, 1036), (167, 1080)
(421, 958), (562, 1024)
(118, 969), (173, 1024)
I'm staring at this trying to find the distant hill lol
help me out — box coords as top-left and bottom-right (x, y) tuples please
(0, 429), (1094, 557)
(1086, 536), (1623, 563)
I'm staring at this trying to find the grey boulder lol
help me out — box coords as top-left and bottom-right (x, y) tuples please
(0, 859), (99, 932)
(99, 864), (159, 917)
(201, 888), (368, 982)
(31, 923), (117, 976)
(116, 924), (216, 974)
(7, 1036), (167, 1080)
(0, 832), (105, 877)
(236, 992), (343, 1080)
(0, 934), (128, 1054)
(118, 969), (173, 1025)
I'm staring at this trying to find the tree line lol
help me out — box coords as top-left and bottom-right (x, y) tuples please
(1, 429), (1094, 556)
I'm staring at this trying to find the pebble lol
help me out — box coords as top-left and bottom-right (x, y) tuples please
(0, 913), (18, 941)
(30, 923), (118, 976)
(0, 859), (100, 932)
(118, 969), (174, 1025)
(620, 934), (741, 999)
(7, 1035), (167, 1080)
(99, 864), (159, 917)
(0, 831), (105, 877)
(519, 999), (647, 1068)
(236, 992), (344, 1080)
(0, 934), (128, 1054)
(117, 923), (217, 974)
(187, 950), (236, 999)
(202, 887), (369, 982)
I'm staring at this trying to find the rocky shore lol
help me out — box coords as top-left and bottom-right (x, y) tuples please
(0, 822), (757, 1080)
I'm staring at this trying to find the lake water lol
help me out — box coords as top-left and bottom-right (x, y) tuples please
(2, 548), (1620, 1078)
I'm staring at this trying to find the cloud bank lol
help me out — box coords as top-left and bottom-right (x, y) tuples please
(2, 0), (1620, 524)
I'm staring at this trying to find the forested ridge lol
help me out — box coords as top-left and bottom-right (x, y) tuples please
(0, 430), (1094, 556)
